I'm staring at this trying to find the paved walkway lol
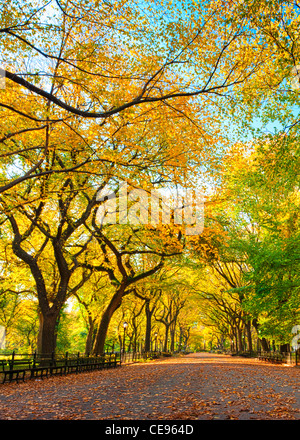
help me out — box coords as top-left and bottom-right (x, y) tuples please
(0, 352), (299, 420)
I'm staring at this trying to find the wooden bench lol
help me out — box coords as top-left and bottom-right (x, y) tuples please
(77, 357), (105, 372)
(0, 360), (7, 383)
(65, 357), (80, 374)
(271, 353), (284, 364)
(30, 357), (68, 379)
(50, 361), (67, 376)
(0, 352), (121, 384)
(57, 356), (100, 374)
(30, 366), (49, 379)
(67, 355), (119, 373)
(2, 359), (32, 383)
(258, 352), (284, 364)
(105, 354), (119, 368)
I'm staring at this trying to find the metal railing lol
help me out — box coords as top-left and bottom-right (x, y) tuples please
(121, 350), (162, 363)
(257, 350), (300, 366)
(226, 349), (300, 366)
(0, 350), (121, 384)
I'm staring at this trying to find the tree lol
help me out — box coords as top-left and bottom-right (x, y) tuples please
(132, 265), (181, 352)
(87, 221), (184, 354)
(120, 295), (145, 353)
(1, 166), (106, 354)
(224, 132), (300, 347)
(73, 272), (113, 355)
(2, 0), (300, 357)
(134, 287), (161, 353)
(0, 0), (273, 196)
(155, 288), (186, 352)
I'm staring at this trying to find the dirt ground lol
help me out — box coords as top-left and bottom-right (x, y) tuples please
(0, 352), (299, 420)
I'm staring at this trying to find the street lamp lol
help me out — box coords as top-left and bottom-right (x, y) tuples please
(123, 321), (128, 356)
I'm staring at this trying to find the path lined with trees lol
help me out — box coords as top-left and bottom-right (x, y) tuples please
(0, 0), (299, 384)
(0, 353), (299, 420)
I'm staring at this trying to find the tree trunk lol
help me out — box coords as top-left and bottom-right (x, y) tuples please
(261, 337), (269, 351)
(144, 300), (152, 352)
(164, 325), (170, 352)
(237, 326), (243, 352)
(170, 320), (177, 352)
(93, 287), (124, 354)
(280, 343), (290, 353)
(133, 333), (137, 353)
(39, 310), (59, 355)
(170, 328), (175, 352)
(178, 327), (183, 351)
(252, 318), (269, 351)
(245, 320), (253, 352)
(37, 310), (43, 354)
(85, 316), (95, 355)
(118, 334), (122, 353)
(170, 314), (179, 352)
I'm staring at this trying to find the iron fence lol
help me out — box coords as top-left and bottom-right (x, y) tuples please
(257, 350), (300, 366)
(121, 350), (161, 363)
(0, 350), (121, 384)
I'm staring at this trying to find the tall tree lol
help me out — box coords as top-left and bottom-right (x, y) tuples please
(0, 0), (273, 195)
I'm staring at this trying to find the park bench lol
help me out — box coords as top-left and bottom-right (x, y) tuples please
(30, 364), (50, 380)
(2, 358), (33, 383)
(77, 356), (106, 372)
(30, 356), (68, 379)
(258, 352), (268, 362)
(0, 360), (7, 383)
(108, 353), (121, 367)
(65, 356), (80, 374)
(65, 354), (119, 374)
(100, 354), (119, 368)
(1, 351), (121, 384)
(61, 355), (98, 374)
(258, 352), (284, 364)
(271, 353), (284, 364)
(49, 358), (68, 376)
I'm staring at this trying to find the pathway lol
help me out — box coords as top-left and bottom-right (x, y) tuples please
(0, 352), (299, 420)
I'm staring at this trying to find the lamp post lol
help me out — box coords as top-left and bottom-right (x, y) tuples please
(154, 332), (158, 352)
(123, 321), (128, 357)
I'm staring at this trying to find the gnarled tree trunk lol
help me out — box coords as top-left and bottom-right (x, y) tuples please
(93, 285), (125, 354)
